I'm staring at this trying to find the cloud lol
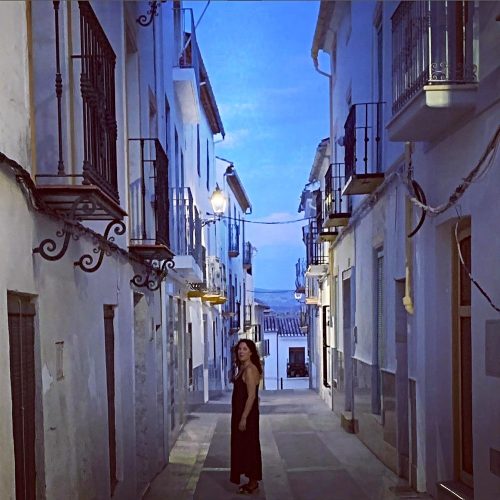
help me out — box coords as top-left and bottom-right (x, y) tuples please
(219, 101), (259, 120)
(217, 128), (251, 149)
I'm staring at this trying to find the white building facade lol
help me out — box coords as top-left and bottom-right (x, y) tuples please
(305, 1), (500, 498)
(0, 1), (232, 498)
(263, 314), (309, 391)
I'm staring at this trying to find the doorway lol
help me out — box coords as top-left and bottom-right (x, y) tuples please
(8, 293), (37, 500)
(454, 221), (473, 486)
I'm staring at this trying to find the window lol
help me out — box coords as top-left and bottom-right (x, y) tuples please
(287, 347), (308, 378)
(206, 139), (210, 190)
(196, 125), (201, 177)
(165, 96), (170, 152)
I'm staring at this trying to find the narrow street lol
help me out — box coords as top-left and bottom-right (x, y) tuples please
(146, 390), (429, 500)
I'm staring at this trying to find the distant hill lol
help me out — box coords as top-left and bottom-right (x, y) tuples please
(254, 289), (300, 313)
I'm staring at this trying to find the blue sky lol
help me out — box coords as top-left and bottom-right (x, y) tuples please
(187, 1), (328, 289)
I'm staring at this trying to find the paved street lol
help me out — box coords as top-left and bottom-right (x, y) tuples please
(145, 390), (430, 500)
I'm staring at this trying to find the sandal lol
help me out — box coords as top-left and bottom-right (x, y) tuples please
(238, 483), (259, 494)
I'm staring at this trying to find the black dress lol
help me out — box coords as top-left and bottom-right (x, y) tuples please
(230, 371), (262, 484)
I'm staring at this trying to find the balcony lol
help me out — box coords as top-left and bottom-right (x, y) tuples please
(228, 223), (240, 258)
(128, 139), (173, 261)
(304, 220), (327, 276)
(343, 103), (384, 195)
(387, 1), (478, 141)
(187, 246), (207, 297)
(229, 302), (241, 334)
(203, 256), (227, 304)
(244, 304), (252, 329)
(295, 258), (306, 295)
(173, 8), (200, 124)
(34, 2), (125, 222)
(171, 187), (204, 282)
(305, 275), (320, 305)
(314, 188), (338, 243)
(243, 241), (253, 271)
(323, 163), (351, 228)
(256, 339), (270, 358)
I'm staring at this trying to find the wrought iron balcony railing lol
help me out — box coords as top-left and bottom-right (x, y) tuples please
(228, 223), (240, 257)
(128, 139), (171, 258)
(256, 339), (270, 358)
(315, 187), (324, 229)
(323, 163), (351, 228)
(244, 304), (252, 328)
(303, 220), (327, 267)
(243, 241), (253, 270)
(34, 1), (123, 221)
(171, 187), (203, 269)
(391, 1), (477, 116)
(343, 102), (385, 195)
(295, 258), (306, 294)
(230, 302), (241, 333)
(174, 8), (200, 77)
(305, 275), (320, 305)
(205, 256), (227, 301)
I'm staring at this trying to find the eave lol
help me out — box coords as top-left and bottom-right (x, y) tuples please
(226, 169), (251, 214)
(199, 53), (225, 137)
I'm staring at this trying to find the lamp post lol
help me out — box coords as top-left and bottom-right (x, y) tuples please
(202, 184), (227, 227)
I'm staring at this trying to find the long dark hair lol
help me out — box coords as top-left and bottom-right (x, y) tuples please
(234, 339), (263, 375)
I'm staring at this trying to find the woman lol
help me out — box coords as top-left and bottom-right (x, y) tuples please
(230, 339), (263, 494)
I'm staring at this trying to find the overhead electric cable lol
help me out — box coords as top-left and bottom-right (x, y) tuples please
(219, 215), (311, 225)
(401, 125), (500, 216)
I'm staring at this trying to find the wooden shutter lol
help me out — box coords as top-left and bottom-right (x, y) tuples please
(7, 294), (36, 500)
(103, 305), (117, 494)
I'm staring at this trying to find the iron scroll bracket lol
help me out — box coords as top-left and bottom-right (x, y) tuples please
(136, 1), (161, 27)
(131, 255), (174, 291)
(74, 220), (126, 273)
(32, 195), (98, 263)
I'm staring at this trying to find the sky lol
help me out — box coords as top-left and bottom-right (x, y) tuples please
(187, 1), (328, 290)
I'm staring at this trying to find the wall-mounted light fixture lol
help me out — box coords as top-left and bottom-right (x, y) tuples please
(202, 184), (227, 227)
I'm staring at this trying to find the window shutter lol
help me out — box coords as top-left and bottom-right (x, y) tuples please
(7, 294), (36, 500)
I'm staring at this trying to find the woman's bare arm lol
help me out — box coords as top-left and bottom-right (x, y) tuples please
(238, 365), (259, 431)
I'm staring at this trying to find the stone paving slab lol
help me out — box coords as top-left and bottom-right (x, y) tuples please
(145, 389), (431, 500)
(287, 469), (370, 500)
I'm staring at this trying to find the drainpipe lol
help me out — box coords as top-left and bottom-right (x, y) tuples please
(403, 142), (415, 315)
(311, 50), (333, 146)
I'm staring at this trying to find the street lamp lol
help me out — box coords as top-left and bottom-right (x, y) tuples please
(202, 184), (227, 227)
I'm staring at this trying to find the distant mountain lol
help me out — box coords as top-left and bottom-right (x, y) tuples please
(254, 289), (300, 313)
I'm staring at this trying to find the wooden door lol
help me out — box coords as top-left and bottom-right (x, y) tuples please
(8, 294), (37, 500)
(456, 225), (473, 485)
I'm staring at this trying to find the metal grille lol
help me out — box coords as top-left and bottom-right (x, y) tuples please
(229, 222), (240, 256)
(324, 163), (348, 216)
(129, 139), (170, 247)
(344, 102), (383, 178)
(391, 1), (477, 115)
(171, 187), (203, 267)
(78, 2), (119, 201)
(304, 219), (326, 266)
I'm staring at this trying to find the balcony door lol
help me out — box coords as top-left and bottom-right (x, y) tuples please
(454, 222), (473, 486)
